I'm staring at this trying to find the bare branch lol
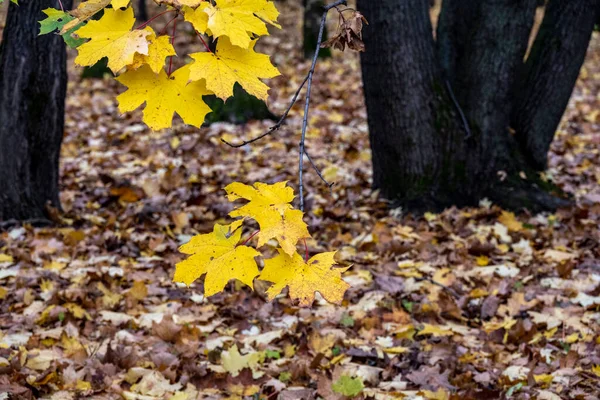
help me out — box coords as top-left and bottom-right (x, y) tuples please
(221, 75), (309, 148)
(298, 0), (346, 211)
(304, 148), (334, 189)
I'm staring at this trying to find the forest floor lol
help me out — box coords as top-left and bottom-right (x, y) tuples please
(1, 2), (600, 400)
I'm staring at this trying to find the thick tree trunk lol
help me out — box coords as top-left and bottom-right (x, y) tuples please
(359, 0), (467, 209)
(512, 0), (599, 170)
(359, 0), (581, 212)
(303, 0), (331, 59)
(437, 0), (537, 184)
(0, 0), (70, 221)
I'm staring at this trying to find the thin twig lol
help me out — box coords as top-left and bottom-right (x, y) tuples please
(222, 0), (347, 208)
(298, 2), (347, 211)
(160, 13), (179, 35)
(221, 75), (309, 148)
(445, 79), (472, 140)
(304, 148), (334, 189)
(324, 0), (347, 11)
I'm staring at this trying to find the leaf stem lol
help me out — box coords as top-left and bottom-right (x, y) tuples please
(303, 238), (308, 262)
(135, 9), (176, 30)
(160, 14), (179, 35)
(195, 31), (213, 53)
(167, 17), (178, 76)
(241, 230), (260, 246)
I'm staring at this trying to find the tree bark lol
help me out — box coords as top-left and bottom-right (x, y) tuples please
(359, 0), (578, 212)
(437, 0), (537, 181)
(512, 0), (599, 170)
(359, 0), (467, 209)
(0, 0), (71, 221)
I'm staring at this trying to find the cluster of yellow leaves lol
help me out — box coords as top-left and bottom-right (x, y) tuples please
(39, 0), (281, 130)
(173, 182), (350, 306)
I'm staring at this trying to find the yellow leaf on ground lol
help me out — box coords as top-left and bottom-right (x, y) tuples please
(189, 37), (280, 101)
(76, 380), (92, 391)
(129, 280), (148, 300)
(116, 64), (213, 130)
(259, 249), (349, 307)
(194, 0), (280, 49)
(130, 33), (176, 74)
(498, 211), (523, 232)
(416, 323), (453, 337)
(75, 8), (152, 73)
(64, 303), (92, 320)
(221, 344), (260, 377)
(225, 182), (309, 255)
(174, 223), (260, 296)
(0, 254), (13, 263)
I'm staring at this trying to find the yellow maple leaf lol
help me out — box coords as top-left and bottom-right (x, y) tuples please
(221, 344), (260, 377)
(75, 7), (152, 73)
(183, 3), (209, 32)
(225, 182), (310, 255)
(189, 37), (280, 101)
(187, 0), (280, 49)
(173, 222), (260, 296)
(116, 64), (213, 130)
(130, 33), (176, 73)
(259, 249), (350, 306)
(61, 0), (111, 33)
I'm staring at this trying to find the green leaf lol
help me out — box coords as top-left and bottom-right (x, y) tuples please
(340, 313), (355, 327)
(39, 8), (75, 35)
(332, 375), (364, 397)
(61, 22), (87, 48)
(38, 8), (86, 48)
(265, 349), (280, 359)
(278, 372), (291, 383)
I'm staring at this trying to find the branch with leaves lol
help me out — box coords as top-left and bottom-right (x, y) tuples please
(222, 0), (368, 212)
(38, 0), (366, 306)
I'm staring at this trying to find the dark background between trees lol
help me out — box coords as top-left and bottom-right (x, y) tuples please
(0, 0), (598, 221)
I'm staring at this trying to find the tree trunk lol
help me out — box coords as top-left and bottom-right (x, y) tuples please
(512, 0), (599, 170)
(359, 0), (591, 212)
(303, 0), (331, 59)
(359, 0), (462, 209)
(0, 0), (71, 221)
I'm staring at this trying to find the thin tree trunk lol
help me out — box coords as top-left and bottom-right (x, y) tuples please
(0, 0), (71, 221)
(512, 0), (599, 170)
